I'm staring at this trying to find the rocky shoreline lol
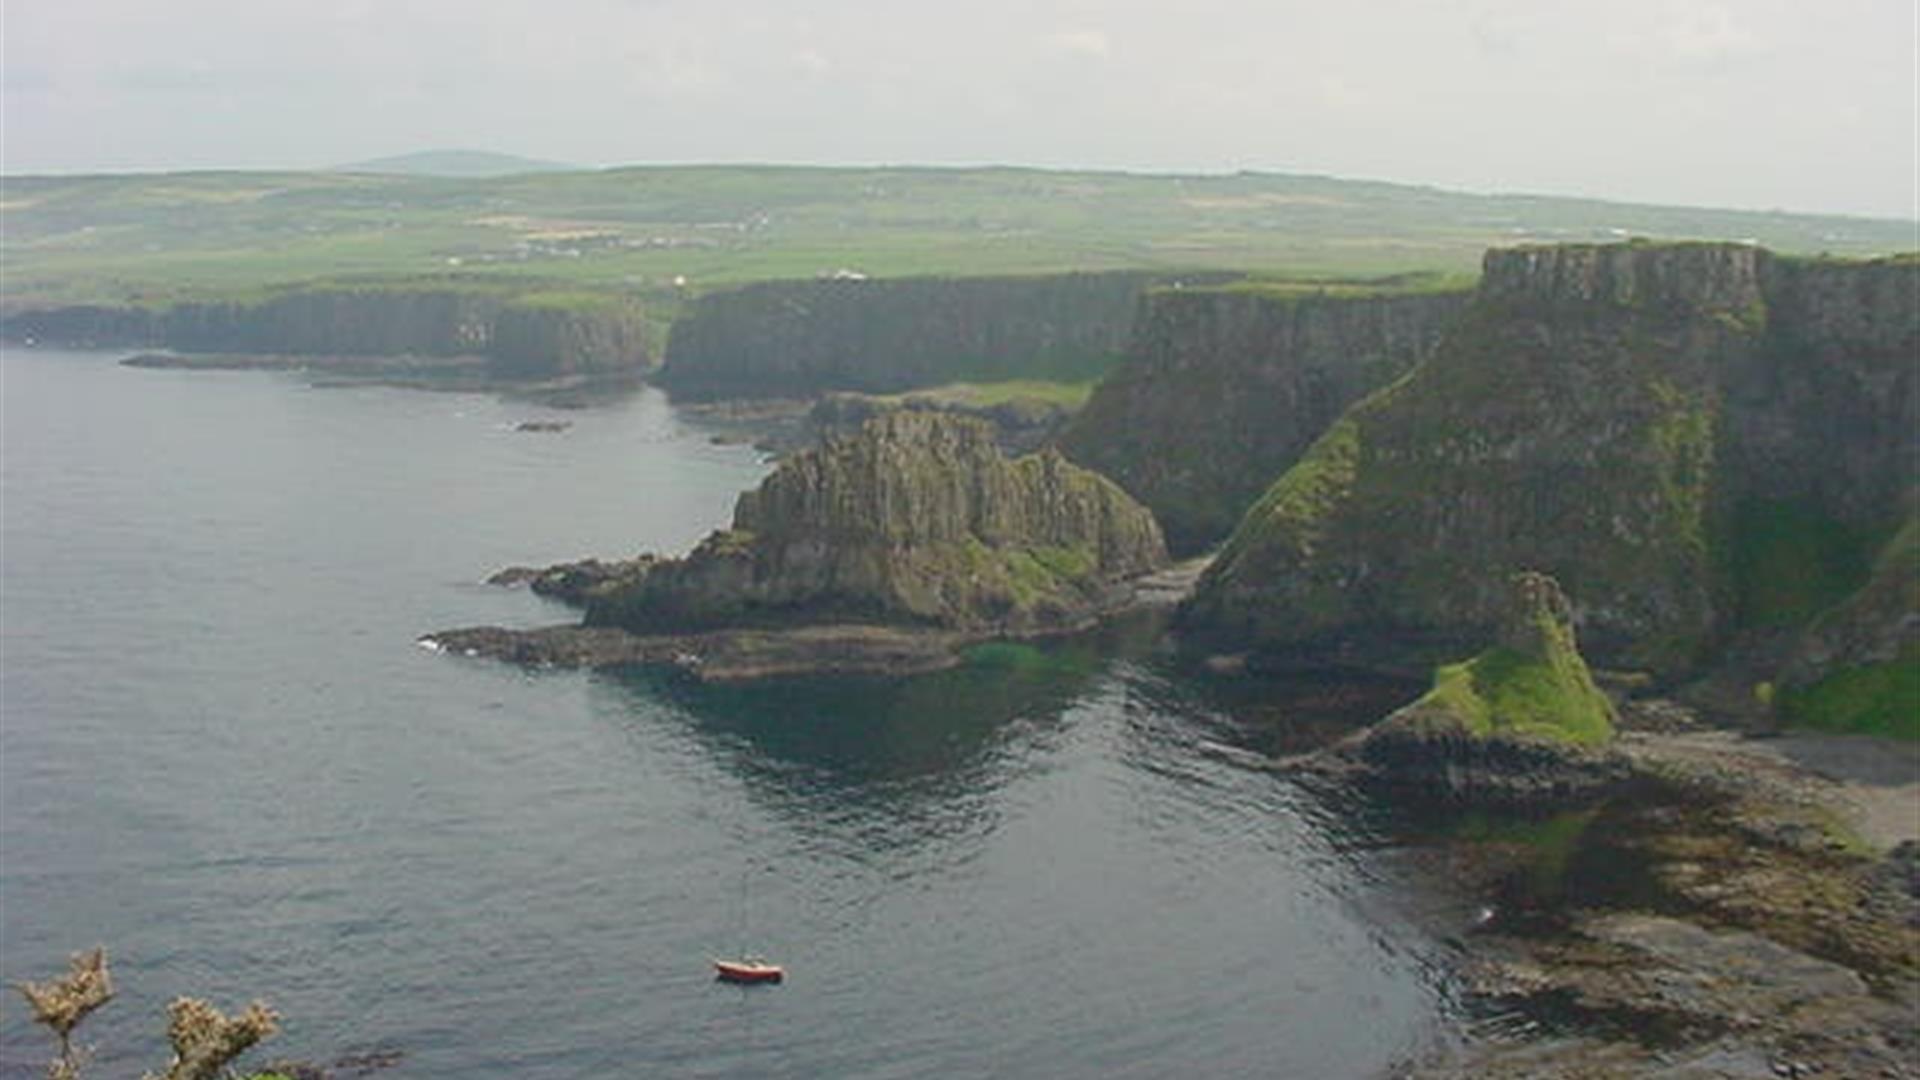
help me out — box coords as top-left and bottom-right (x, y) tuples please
(1386, 704), (1920, 1078)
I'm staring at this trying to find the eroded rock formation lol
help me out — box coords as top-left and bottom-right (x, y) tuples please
(586, 410), (1168, 634)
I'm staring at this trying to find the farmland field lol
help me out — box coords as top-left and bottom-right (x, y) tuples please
(5, 164), (1912, 311)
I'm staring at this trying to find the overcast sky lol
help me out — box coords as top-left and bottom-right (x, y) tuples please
(5, 0), (1915, 219)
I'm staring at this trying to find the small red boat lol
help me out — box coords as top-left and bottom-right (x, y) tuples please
(713, 957), (784, 984)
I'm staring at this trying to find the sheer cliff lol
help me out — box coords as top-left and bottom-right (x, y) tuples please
(654, 272), (1207, 400)
(1059, 283), (1468, 554)
(1182, 243), (1918, 681)
(5, 287), (661, 377)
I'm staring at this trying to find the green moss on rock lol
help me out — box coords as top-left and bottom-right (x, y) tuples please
(1775, 515), (1920, 739)
(1719, 498), (1875, 630)
(1779, 648), (1920, 740)
(1324, 573), (1628, 805)
(1401, 572), (1617, 747)
(1419, 647), (1615, 746)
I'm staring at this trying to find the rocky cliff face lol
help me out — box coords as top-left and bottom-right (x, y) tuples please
(161, 290), (496, 357)
(586, 411), (1168, 634)
(487, 299), (659, 376)
(4, 288), (661, 377)
(1181, 243), (1917, 677)
(1721, 257), (1919, 528)
(656, 272), (1203, 400)
(1059, 284), (1467, 554)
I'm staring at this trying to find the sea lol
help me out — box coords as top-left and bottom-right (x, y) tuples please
(0, 348), (1453, 1078)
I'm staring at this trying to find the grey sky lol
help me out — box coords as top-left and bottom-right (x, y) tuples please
(5, 0), (1915, 219)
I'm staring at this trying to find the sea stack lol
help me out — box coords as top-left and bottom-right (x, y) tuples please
(1319, 571), (1628, 805)
(586, 410), (1169, 636)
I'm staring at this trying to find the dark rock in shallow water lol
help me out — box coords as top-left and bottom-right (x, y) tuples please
(513, 419), (572, 433)
(1330, 722), (1632, 806)
(421, 622), (969, 682)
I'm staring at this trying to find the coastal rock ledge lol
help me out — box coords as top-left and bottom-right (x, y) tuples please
(426, 411), (1170, 680)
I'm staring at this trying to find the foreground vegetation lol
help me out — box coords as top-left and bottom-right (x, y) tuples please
(15, 948), (280, 1080)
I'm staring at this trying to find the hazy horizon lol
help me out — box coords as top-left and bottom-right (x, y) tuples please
(5, 0), (1917, 221)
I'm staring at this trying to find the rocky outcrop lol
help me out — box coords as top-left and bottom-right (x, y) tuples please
(1182, 243), (1918, 678)
(1059, 283), (1467, 554)
(1314, 572), (1627, 804)
(5, 286), (662, 377)
(586, 410), (1168, 635)
(432, 411), (1169, 679)
(656, 271), (1209, 400)
(487, 556), (659, 606)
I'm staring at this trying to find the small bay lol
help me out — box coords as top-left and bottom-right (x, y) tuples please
(1, 349), (1444, 1078)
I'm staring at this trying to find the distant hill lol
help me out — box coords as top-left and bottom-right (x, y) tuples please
(333, 149), (576, 178)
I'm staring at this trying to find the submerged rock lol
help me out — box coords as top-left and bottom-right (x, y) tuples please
(421, 622), (969, 682)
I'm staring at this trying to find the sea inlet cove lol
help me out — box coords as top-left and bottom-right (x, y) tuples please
(1, 163), (1915, 1080)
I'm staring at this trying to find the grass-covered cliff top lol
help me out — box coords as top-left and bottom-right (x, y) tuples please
(886, 379), (1100, 410)
(1167, 269), (1478, 301)
(6, 164), (1914, 312)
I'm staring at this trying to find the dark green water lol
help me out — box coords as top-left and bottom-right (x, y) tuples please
(0, 349), (1447, 1077)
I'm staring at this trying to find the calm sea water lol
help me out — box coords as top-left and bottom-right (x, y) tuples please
(1, 349), (1446, 1078)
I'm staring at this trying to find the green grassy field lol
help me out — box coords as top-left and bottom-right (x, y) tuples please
(3, 164), (1914, 311)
